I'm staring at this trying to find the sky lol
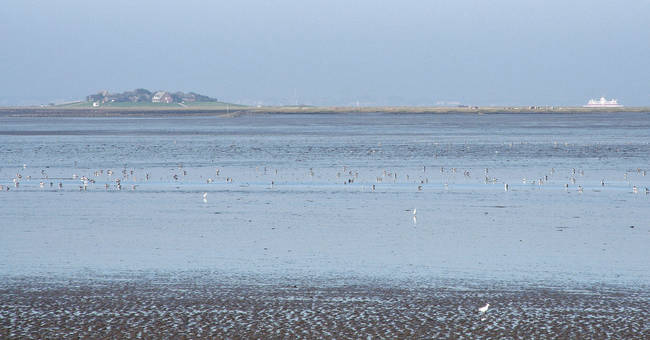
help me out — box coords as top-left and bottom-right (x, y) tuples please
(1, 0), (649, 106)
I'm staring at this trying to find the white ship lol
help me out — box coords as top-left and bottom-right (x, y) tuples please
(583, 97), (623, 107)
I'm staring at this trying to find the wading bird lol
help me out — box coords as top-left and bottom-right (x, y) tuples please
(478, 303), (489, 314)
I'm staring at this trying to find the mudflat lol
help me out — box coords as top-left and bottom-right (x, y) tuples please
(1, 112), (649, 338)
(1, 275), (648, 339)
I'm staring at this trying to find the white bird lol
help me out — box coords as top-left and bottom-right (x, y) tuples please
(478, 303), (489, 314)
(413, 208), (417, 216)
(202, 192), (208, 202)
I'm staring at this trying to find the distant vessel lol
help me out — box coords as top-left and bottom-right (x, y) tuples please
(584, 97), (622, 107)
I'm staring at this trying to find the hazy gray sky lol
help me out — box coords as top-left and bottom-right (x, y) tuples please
(1, 0), (648, 106)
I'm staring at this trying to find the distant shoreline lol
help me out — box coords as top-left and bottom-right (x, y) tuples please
(1, 105), (649, 117)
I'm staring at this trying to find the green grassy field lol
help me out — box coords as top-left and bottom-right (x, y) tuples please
(55, 101), (241, 109)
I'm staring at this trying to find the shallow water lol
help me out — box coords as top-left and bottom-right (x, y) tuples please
(1, 112), (649, 285)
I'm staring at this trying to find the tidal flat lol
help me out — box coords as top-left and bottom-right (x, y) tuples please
(1, 112), (649, 337)
(1, 275), (648, 338)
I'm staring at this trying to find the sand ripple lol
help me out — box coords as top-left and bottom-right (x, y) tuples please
(1, 277), (648, 338)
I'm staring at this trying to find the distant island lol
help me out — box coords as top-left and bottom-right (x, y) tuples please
(85, 89), (218, 107)
(0, 91), (647, 116)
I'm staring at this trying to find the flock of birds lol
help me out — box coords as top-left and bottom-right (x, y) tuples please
(1, 164), (648, 197)
(500, 167), (649, 195)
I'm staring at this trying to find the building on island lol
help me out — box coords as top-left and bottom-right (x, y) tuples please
(583, 97), (622, 108)
(152, 91), (173, 104)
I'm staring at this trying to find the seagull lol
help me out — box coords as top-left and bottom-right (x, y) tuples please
(504, 183), (509, 191)
(413, 208), (417, 216)
(478, 303), (489, 314)
(203, 192), (208, 203)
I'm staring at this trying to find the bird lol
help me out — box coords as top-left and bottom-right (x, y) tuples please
(504, 183), (509, 191)
(413, 208), (417, 216)
(478, 303), (489, 314)
(202, 192), (208, 203)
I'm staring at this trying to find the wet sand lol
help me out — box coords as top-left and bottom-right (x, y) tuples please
(1, 275), (648, 338)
